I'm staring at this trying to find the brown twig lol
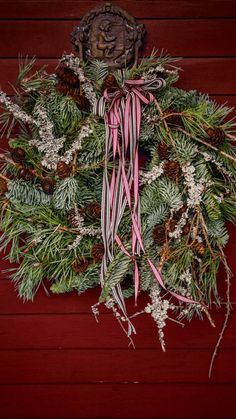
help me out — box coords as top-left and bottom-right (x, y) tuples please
(208, 246), (232, 377)
(177, 128), (236, 164)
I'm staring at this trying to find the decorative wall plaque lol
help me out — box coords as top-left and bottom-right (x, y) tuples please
(71, 2), (146, 68)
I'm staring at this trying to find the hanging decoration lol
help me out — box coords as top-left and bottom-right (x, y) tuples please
(0, 3), (235, 375)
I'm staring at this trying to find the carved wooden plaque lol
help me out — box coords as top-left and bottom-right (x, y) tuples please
(71, 3), (146, 69)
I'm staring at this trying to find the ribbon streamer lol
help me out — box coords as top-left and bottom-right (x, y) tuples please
(94, 78), (197, 336)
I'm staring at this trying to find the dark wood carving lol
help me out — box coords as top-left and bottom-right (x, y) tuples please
(71, 2), (146, 69)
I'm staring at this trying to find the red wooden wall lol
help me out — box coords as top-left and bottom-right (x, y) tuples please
(0, 1), (236, 418)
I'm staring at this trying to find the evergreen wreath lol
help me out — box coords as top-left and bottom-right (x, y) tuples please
(0, 51), (235, 374)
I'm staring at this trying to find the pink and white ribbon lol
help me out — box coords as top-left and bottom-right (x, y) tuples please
(94, 78), (197, 336)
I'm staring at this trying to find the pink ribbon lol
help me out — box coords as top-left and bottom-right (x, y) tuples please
(94, 78), (198, 324)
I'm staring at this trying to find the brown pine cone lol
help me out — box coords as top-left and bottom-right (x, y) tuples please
(165, 218), (176, 232)
(80, 202), (101, 219)
(206, 127), (225, 147)
(172, 204), (188, 221)
(182, 222), (191, 235)
(75, 95), (91, 112)
(18, 167), (34, 182)
(68, 208), (79, 228)
(57, 161), (71, 179)
(56, 63), (80, 87)
(101, 74), (118, 93)
(157, 141), (170, 160)
(56, 80), (80, 98)
(0, 178), (8, 195)
(92, 243), (104, 262)
(164, 160), (180, 180)
(152, 225), (166, 245)
(41, 178), (55, 194)
(72, 257), (90, 273)
(164, 110), (183, 127)
(193, 241), (205, 256)
(10, 147), (26, 163)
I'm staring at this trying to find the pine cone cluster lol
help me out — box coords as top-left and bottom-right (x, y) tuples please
(91, 243), (104, 262)
(101, 74), (118, 94)
(72, 257), (90, 273)
(0, 178), (8, 195)
(10, 147), (26, 163)
(157, 141), (170, 160)
(57, 161), (71, 179)
(206, 127), (225, 147)
(55, 63), (90, 112)
(164, 160), (180, 180)
(41, 177), (55, 194)
(165, 218), (176, 232)
(182, 222), (191, 235)
(80, 202), (101, 219)
(152, 224), (166, 245)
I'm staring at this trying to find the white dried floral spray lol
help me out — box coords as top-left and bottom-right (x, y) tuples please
(145, 283), (175, 351)
(29, 105), (66, 170)
(140, 161), (165, 184)
(0, 91), (38, 126)
(68, 206), (101, 250)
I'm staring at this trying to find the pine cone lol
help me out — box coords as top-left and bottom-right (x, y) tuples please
(41, 178), (55, 194)
(157, 141), (170, 160)
(75, 95), (91, 112)
(18, 167), (34, 182)
(56, 80), (80, 98)
(57, 161), (71, 179)
(164, 160), (180, 180)
(206, 127), (225, 147)
(68, 208), (78, 228)
(165, 218), (176, 232)
(101, 74), (118, 93)
(152, 225), (166, 245)
(56, 63), (80, 87)
(72, 257), (90, 273)
(80, 202), (101, 218)
(164, 110), (183, 127)
(193, 241), (205, 256)
(10, 147), (26, 163)
(0, 178), (8, 195)
(173, 204), (188, 221)
(92, 243), (104, 262)
(182, 222), (191, 235)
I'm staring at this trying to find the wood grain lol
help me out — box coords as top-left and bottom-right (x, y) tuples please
(0, 0), (236, 19)
(0, 348), (235, 384)
(0, 312), (235, 349)
(0, 20), (235, 58)
(1, 383), (236, 419)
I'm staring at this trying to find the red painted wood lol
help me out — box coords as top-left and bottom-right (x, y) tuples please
(1, 383), (236, 419)
(0, 312), (235, 349)
(2, 58), (236, 95)
(0, 20), (235, 58)
(1, 0), (236, 19)
(0, 2), (236, 418)
(0, 349), (235, 384)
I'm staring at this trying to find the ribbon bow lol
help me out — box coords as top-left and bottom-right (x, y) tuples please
(94, 78), (196, 336)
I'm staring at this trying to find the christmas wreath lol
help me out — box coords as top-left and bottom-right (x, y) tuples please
(0, 51), (235, 373)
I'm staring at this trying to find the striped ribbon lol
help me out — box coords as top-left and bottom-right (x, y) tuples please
(94, 78), (197, 336)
